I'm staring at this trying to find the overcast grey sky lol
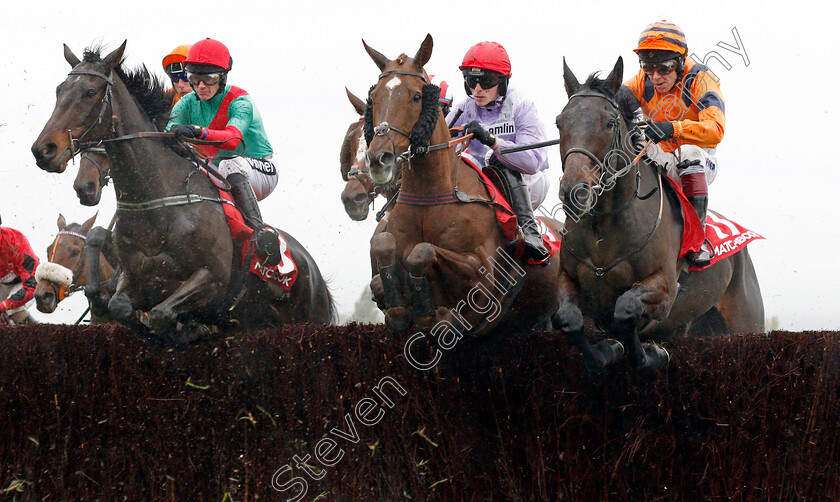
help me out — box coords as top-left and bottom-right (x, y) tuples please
(2, 0), (837, 330)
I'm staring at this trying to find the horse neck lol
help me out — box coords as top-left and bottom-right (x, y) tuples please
(400, 115), (458, 194)
(103, 77), (186, 202)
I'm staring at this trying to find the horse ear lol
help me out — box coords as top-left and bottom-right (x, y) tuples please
(346, 87), (366, 116)
(605, 56), (624, 95)
(413, 34), (433, 68)
(64, 44), (81, 68)
(563, 57), (581, 97)
(102, 40), (127, 70)
(81, 212), (98, 234)
(362, 39), (391, 71)
(57, 214), (66, 231)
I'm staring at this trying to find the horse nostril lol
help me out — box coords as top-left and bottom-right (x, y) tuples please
(378, 152), (394, 167)
(354, 193), (369, 204)
(32, 142), (57, 161)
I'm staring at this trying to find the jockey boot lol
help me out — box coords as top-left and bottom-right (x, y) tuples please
(228, 173), (283, 267)
(495, 165), (549, 263)
(686, 195), (712, 268)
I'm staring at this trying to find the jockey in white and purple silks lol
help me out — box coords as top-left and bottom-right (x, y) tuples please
(446, 41), (550, 262)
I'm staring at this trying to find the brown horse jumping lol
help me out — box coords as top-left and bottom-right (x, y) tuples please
(31, 42), (336, 344)
(363, 34), (563, 338)
(34, 213), (116, 324)
(340, 88), (400, 221)
(552, 57), (764, 371)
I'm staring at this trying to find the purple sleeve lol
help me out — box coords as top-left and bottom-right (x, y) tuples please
(493, 99), (549, 175)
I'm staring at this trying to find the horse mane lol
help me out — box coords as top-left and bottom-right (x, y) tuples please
(580, 72), (641, 124)
(83, 46), (172, 130)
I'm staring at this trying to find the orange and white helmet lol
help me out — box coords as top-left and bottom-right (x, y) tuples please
(162, 44), (192, 74)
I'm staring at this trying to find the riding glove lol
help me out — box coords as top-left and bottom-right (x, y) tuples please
(642, 120), (674, 143)
(464, 120), (497, 148)
(170, 124), (204, 139)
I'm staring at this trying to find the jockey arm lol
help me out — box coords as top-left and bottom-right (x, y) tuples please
(491, 99), (549, 175)
(671, 72), (725, 148)
(0, 228), (39, 313)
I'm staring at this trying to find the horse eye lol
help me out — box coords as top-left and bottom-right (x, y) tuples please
(86, 88), (97, 98)
(606, 119), (618, 129)
(412, 92), (422, 102)
(70, 249), (80, 257)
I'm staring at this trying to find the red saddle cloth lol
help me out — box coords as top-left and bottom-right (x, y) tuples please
(459, 155), (561, 265)
(217, 188), (298, 290)
(663, 176), (764, 271)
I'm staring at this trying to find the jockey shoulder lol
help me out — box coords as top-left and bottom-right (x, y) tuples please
(0, 226), (39, 314)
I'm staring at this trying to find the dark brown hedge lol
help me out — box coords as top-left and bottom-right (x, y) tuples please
(0, 324), (838, 501)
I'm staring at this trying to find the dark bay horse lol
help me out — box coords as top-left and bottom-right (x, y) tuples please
(552, 57), (764, 371)
(363, 34), (563, 337)
(73, 83), (171, 206)
(34, 213), (116, 323)
(32, 42), (336, 344)
(340, 88), (400, 221)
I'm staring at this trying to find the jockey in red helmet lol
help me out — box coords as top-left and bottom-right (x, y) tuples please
(0, 217), (39, 324)
(624, 20), (725, 267)
(447, 41), (551, 263)
(166, 38), (282, 267)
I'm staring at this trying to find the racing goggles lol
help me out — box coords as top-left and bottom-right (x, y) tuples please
(464, 74), (502, 90)
(169, 72), (188, 83)
(187, 72), (223, 86)
(641, 60), (678, 75)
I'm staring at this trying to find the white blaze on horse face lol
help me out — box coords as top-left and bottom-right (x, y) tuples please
(385, 76), (402, 92)
(355, 132), (366, 164)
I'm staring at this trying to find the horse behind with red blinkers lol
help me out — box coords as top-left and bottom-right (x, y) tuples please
(363, 34), (564, 338)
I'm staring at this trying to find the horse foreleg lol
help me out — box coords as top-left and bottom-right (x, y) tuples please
(371, 232), (412, 332)
(553, 274), (624, 373)
(405, 243), (438, 329)
(148, 268), (222, 339)
(613, 274), (672, 370)
(85, 226), (112, 318)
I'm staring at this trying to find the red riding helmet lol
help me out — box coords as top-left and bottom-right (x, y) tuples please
(184, 38), (232, 72)
(459, 42), (512, 76)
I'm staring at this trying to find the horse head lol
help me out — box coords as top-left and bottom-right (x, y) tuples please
(74, 148), (111, 206)
(556, 57), (636, 220)
(32, 42), (126, 173)
(340, 88), (375, 220)
(362, 34), (444, 186)
(34, 213), (97, 313)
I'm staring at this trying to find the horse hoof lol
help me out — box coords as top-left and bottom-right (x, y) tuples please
(385, 307), (414, 332)
(149, 308), (177, 335)
(638, 342), (670, 371)
(597, 338), (625, 365)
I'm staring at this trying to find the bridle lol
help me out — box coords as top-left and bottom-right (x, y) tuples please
(46, 230), (88, 301)
(63, 68), (116, 162)
(560, 90), (664, 277)
(367, 69), (471, 171)
(80, 147), (111, 188)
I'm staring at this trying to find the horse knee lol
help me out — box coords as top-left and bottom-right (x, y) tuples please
(371, 232), (396, 267)
(614, 292), (645, 326)
(108, 293), (133, 321)
(86, 226), (110, 249)
(553, 303), (584, 333)
(406, 243), (436, 276)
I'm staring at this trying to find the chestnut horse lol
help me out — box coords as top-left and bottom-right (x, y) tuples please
(32, 42), (336, 344)
(552, 57), (764, 371)
(34, 213), (116, 324)
(363, 34), (563, 337)
(340, 88), (400, 221)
